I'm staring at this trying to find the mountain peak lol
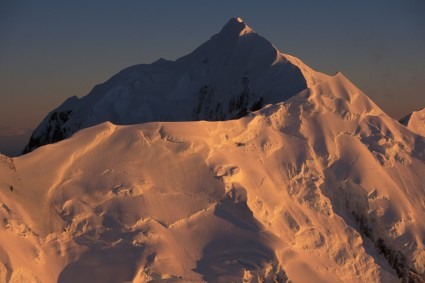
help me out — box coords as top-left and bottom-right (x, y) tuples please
(23, 18), (328, 153)
(220, 17), (253, 36)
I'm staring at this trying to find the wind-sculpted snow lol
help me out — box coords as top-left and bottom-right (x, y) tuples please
(400, 108), (425, 137)
(1, 73), (425, 282)
(23, 18), (327, 153)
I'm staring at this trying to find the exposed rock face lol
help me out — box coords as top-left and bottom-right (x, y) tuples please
(24, 110), (73, 153)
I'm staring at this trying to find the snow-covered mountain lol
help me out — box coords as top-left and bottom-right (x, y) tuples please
(23, 17), (328, 153)
(1, 72), (425, 282)
(3, 18), (424, 283)
(400, 108), (425, 137)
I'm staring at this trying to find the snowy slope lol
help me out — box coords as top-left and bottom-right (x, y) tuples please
(23, 18), (328, 153)
(1, 73), (425, 282)
(400, 108), (425, 137)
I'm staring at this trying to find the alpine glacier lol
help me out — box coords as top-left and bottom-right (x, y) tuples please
(1, 18), (424, 283)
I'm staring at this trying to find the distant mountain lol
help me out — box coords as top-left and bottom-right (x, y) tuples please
(400, 108), (425, 137)
(24, 17), (327, 153)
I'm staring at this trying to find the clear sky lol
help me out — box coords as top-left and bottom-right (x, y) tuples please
(1, 0), (424, 156)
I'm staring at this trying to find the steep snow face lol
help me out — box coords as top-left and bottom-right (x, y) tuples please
(400, 108), (425, 137)
(2, 73), (425, 282)
(23, 17), (328, 153)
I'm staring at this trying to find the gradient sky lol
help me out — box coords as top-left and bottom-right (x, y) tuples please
(1, 0), (424, 156)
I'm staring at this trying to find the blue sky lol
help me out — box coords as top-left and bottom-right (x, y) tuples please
(1, 0), (424, 156)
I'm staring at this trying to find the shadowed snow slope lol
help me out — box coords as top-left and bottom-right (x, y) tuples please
(400, 108), (425, 137)
(23, 18), (328, 153)
(1, 73), (425, 282)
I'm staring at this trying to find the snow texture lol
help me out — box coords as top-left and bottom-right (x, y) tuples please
(400, 108), (425, 137)
(1, 18), (424, 283)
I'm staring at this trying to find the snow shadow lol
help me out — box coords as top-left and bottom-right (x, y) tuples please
(194, 186), (280, 282)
